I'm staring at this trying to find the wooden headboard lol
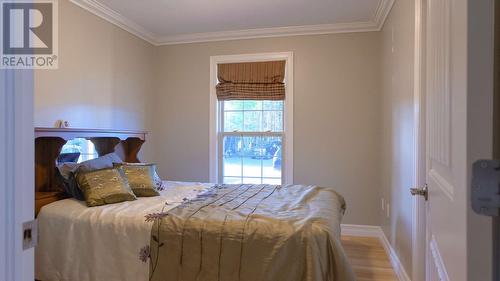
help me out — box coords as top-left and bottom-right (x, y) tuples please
(34, 127), (147, 215)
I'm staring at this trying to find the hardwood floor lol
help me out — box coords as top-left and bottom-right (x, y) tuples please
(341, 236), (398, 281)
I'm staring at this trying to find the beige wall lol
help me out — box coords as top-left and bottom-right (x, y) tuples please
(33, 2), (402, 228)
(151, 34), (382, 225)
(34, 0), (156, 160)
(379, 0), (415, 274)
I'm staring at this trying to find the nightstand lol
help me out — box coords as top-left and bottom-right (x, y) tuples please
(35, 192), (66, 216)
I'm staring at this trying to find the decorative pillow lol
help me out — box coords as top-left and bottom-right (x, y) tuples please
(73, 153), (123, 173)
(57, 162), (79, 180)
(76, 167), (136, 207)
(114, 163), (160, 197)
(56, 153), (124, 201)
(116, 162), (164, 189)
(56, 163), (84, 200)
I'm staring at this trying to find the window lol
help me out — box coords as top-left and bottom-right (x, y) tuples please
(220, 100), (284, 184)
(60, 138), (98, 163)
(210, 52), (293, 185)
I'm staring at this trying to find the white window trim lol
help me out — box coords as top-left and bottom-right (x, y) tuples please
(209, 52), (294, 184)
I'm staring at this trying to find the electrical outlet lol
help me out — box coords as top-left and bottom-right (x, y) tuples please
(386, 203), (390, 218)
(22, 219), (37, 250)
(381, 198), (385, 210)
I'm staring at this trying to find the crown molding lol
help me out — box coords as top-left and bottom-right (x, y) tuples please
(373, 0), (395, 30)
(157, 21), (379, 45)
(69, 0), (158, 45)
(70, 0), (395, 46)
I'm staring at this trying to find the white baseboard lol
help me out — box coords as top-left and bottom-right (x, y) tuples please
(341, 224), (412, 281)
(341, 224), (382, 237)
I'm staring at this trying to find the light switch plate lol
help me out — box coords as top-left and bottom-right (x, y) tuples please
(22, 219), (37, 250)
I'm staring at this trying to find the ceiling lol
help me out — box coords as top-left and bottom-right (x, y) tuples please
(70, 0), (394, 45)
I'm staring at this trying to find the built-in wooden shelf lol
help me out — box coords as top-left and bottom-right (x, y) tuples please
(35, 127), (147, 141)
(34, 127), (148, 215)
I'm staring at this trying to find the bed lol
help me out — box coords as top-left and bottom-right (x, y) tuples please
(34, 128), (355, 281)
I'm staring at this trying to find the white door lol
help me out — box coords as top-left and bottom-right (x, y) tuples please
(420, 0), (495, 281)
(424, 0), (467, 279)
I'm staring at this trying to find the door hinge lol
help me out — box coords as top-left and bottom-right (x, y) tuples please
(471, 160), (500, 217)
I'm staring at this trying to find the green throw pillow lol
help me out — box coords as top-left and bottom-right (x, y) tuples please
(115, 163), (160, 197)
(76, 167), (136, 207)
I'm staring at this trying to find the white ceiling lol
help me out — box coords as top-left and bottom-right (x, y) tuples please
(70, 0), (394, 45)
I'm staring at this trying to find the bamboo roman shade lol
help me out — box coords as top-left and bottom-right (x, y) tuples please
(216, 60), (286, 100)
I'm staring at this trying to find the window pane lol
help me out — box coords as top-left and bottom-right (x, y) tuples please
(263, 101), (284, 110)
(243, 111), (261, 132)
(240, 136), (260, 178)
(262, 136), (282, 178)
(224, 177), (242, 184)
(275, 111), (283, 131)
(241, 136), (257, 157)
(262, 158), (281, 178)
(262, 178), (281, 185)
(246, 136), (270, 159)
(224, 100), (243, 110)
(243, 100), (262, 110)
(243, 177), (261, 184)
(224, 111), (243, 132)
(223, 135), (243, 157)
(262, 111), (283, 132)
(223, 136), (242, 177)
(242, 154), (262, 178)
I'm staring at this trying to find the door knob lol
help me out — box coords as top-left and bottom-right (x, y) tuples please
(410, 184), (428, 201)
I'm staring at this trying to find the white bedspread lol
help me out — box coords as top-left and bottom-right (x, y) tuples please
(35, 181), (213, 281)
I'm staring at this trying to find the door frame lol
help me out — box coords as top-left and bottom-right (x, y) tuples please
(412, 0), (427, 280)
(494, 3), (500, 280)
(0, 69), (35, 281)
